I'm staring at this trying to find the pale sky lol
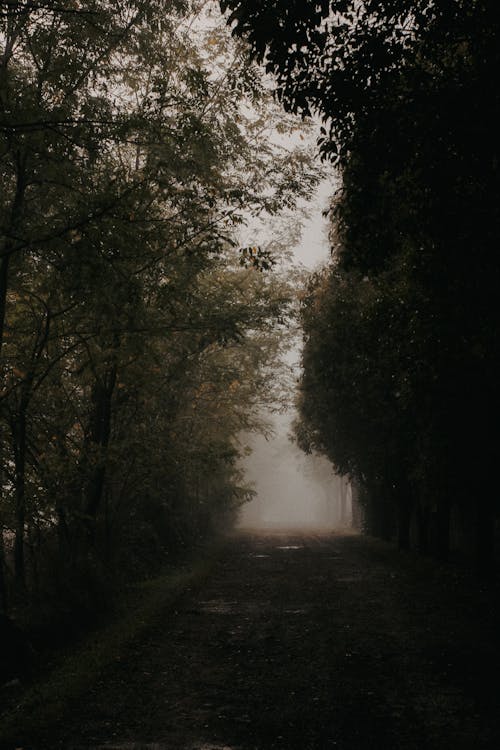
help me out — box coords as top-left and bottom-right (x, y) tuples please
(293, 179), (335, 270)
(238, 177), (342, 529)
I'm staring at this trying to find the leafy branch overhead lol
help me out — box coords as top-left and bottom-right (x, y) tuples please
(0, 0), (317, 610)
(238, 246), (274, 272)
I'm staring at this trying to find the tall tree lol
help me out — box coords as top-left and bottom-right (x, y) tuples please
(223, 0), (500, 567)
(1, 0), (319, 611)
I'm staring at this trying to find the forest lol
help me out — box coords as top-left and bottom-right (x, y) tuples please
(222, 0), (500, 571)
(0, 0), (319, 631)
(1, 2), (500, 747)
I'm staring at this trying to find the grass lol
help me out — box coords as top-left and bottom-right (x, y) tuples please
(0, 545), (221, 747)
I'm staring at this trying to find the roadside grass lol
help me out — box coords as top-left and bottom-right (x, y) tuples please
(0, 544), (221, 748)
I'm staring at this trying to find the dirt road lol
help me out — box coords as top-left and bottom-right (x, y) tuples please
(11, 530), (500, 749)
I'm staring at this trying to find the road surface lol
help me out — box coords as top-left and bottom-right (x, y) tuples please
(12, 530), (500, 749)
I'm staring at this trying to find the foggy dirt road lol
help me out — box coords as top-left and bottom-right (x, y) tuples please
(16, 531), (500, 750)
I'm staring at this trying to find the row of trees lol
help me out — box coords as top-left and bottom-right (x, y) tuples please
(224, 0), (500, 570)
(0, 0), (318, 622)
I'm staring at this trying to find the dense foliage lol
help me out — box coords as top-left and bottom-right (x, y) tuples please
(223, 0), (500, 570)
(0, 0), (319, 625)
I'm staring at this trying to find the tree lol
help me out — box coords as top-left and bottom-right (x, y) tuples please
(224, 0), (500, 569)
(1, 0), (320, 614)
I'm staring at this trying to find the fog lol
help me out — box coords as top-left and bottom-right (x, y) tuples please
(238, 413), (352, 530)
(238, 180), (352, 531)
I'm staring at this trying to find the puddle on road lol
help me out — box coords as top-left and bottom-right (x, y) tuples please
(248, 553), (269, 558)
(276, 545), (303, 551)
(197, 600), (239, 615)
(192, 599), (308, 618)
(195, 600), (266, 616)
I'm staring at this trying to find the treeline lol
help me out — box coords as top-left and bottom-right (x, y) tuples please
(0, 0), (317, 625)
(223, 1), (500, 571)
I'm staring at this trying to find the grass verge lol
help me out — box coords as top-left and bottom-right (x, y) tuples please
(0, 544), (221, 748)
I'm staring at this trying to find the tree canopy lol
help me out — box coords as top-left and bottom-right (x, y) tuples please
(221, 0), (500, 569)
(0, 0), (319, 619)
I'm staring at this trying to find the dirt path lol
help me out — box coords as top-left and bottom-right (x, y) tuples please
(11, 530), (500, 749)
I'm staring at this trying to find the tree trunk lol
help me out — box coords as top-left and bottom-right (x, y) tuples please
(1, 157), (27, 591)
(416, 499), (430, 554)
(84, 366), (117, 545)
(27, 520), (40, 593)
(0, 152), (27, 360)
(436, 494), (450, 561)
(1, 252), (14, 595)
(340, 477), (348, 526)
(476, 495), (495, 576)
(369, 482), (393, 541)
(395, 477), (414, 552)
(350, 479), (364, 530)
(14, 489), (26, 586)
(0, 510), (7, 616)
(13, 409), (27, 586)
(397, 497), (411, 551)
(0, 253), (10, 358)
